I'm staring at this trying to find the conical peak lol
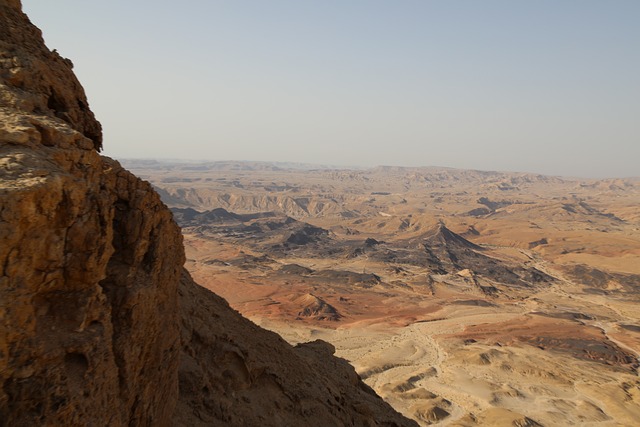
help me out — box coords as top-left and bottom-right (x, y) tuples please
(425, 222), (483, 251)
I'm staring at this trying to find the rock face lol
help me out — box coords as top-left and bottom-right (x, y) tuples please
(0, 1), (102, 150)
(0, 3), (184, 417)
(0, 2), (416, 426)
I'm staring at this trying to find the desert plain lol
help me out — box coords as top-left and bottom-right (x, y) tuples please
(126, 159), (640, 426)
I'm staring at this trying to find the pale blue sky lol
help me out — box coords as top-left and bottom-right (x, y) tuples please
(23, 1), (640, 177)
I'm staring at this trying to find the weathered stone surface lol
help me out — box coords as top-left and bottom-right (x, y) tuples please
(1, 2), (180, 424)
(0, 0), (102, 150)
(0, 1), (417, 426)
(0, 112), (183, 426)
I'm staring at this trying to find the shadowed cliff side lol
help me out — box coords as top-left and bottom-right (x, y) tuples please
(179, 272), (417, 427)
(177, 271), (413, 426)
(0, 2), (416, 426)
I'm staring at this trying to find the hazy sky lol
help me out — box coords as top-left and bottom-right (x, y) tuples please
(23, 1), (639, 178)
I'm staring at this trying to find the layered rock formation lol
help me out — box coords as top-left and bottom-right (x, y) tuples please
(0, 2), (416, 426)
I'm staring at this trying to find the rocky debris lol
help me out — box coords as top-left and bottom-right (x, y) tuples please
(0, 3), (417, 426)
(458, 316), (638, 370)
(176, 274), (414, 426)
(524, 336), (637, 366)
(562, 264), (640, 296)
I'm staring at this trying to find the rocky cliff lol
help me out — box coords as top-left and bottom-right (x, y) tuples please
(0, 2), (416, 426)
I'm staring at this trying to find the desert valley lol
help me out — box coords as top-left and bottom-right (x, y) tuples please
(128, 159), (640, 426)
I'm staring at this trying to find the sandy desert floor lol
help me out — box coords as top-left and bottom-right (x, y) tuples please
(127, 160), (640, 426)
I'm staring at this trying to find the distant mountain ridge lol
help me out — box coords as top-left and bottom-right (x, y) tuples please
(122, 158), (640, 180)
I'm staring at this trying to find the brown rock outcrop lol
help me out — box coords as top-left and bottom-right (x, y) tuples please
(0, 112), (182, 425)
(0, 0), (102, 150)
(0, 2), (416, 426)
(1, 2), (180, 425)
